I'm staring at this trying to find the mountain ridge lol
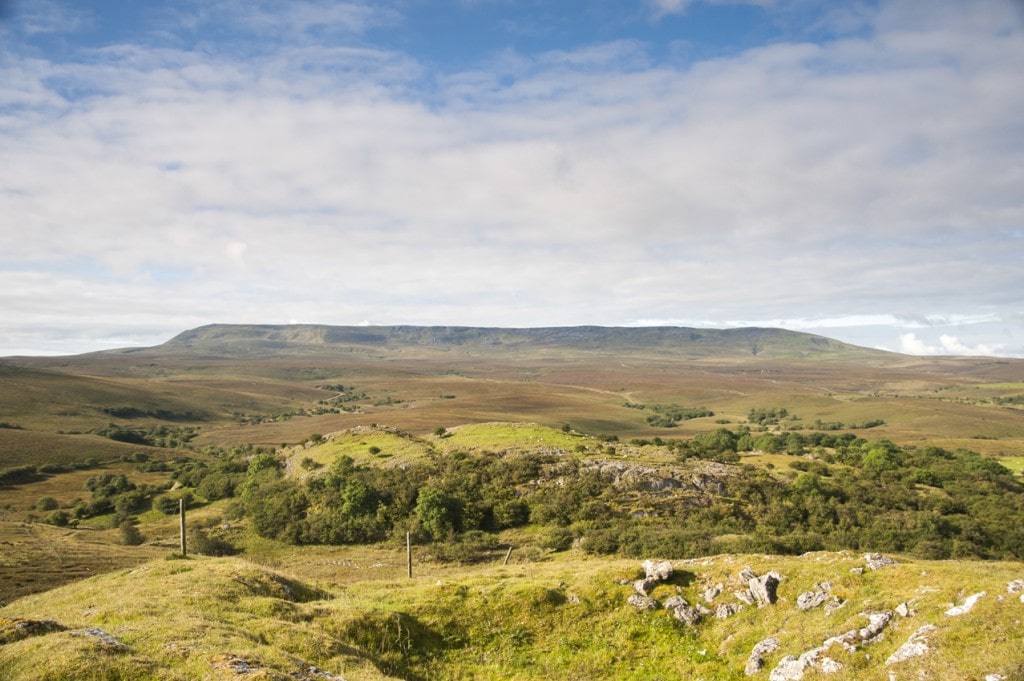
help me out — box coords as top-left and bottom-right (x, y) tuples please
(154, 323), (888, 361)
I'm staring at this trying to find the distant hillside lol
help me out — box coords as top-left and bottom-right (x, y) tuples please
(154, 324), (887, 361)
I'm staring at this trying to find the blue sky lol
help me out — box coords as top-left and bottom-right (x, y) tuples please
(1, 0), (1023, 357)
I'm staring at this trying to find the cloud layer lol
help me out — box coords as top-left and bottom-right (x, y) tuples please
(1, 0), (1022, 356)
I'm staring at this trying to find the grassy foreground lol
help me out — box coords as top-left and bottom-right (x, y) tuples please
(2, 548), (1022, 680)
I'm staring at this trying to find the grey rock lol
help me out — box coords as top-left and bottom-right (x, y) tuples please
(797, 583), (832, 611)
(885, 624), (937, 665)
(745, 636), (780, 676)
(672, 604), (706, 626)
(634, 577), (658, 596)
(1007, 579), (1024, 595)
(864, 553), (898, 570)
(70, 627), (127, 652)
(627, 594), (659, 611)
(945, 591), (985, 617)
(749, 572), (782, 607)
(735, 589), (755, 606)
(662, 595), (689, 610)
(642, 559), (673, 582)
(824, 597), (846, 616)
(703, 583), (723, 603)
(716, 603), (739, 619)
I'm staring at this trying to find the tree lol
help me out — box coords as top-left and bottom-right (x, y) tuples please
(415, 487), (461, 540)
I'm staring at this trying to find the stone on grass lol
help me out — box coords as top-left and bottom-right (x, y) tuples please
(945, 592), (985, 617)
(627, 594), (659, 611)
(642, 559), (673, 582)
(864, 553), (898, 570)
(885, 624), (937, 666)
(745, 636), (780, 676)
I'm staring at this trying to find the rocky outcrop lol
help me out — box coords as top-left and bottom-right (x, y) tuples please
(1007, 579), (1024, 595)
(70, 627), (128, 652)
(643, 559), (674, 582)
(768, 611), (893, 680)
(796, 582), (832, 611)
(0, 618), (65, 644)
(749, 572), (782, 607)
(885, 624), (937, 665)
(627, 594), (659, 611)
(745, 636), (780, 676)
(945, 591), (985, 617)
(864, 553), (898, 570)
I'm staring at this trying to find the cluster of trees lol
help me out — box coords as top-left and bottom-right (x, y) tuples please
(91, 423), (198, 448)
(142, 430), (1024, 563)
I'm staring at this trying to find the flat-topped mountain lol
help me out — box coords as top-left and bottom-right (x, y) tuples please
(153, 323), (885, 361)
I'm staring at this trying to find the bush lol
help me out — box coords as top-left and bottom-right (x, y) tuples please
(188, 527), (237, 556)
(119, 521), (145, 546)
(540, 527), (575, 552)
(35, 496), (59, 511)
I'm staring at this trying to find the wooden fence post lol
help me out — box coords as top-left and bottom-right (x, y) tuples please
(179, 498), (187, 557)
(503, 546), (513, 565)
(406, 532), (412, 578)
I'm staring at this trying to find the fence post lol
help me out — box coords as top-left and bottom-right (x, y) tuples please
(406, 532), (412, 578)
(179, 498), (187, 557)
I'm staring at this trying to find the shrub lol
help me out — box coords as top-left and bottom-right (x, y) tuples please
(35, 496), (59, 511)
(119, 521), (145, 546)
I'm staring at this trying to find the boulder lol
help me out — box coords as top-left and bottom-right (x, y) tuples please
(1007, 579), (1024, 595)
(749, 572), (782, 607)
(634, 577), (658, 596)
(885, 624), (937, 665)
(824, 597), (846, 616)
(642, 559), (673, 582)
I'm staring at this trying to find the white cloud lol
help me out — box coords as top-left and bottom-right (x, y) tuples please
(1, 0), (1023, 356)
(898, 332), (1007, 357)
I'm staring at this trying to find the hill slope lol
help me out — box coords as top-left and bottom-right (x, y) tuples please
(1, 551), (1022, 680)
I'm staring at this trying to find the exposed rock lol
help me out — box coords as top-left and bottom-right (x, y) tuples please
(627, 594), (659, 611)
(735, 589), (755, 606)
(70, 627), (128, 652)
(672, 604), (706, 626)
(211, 653), (259, 674)
(864, 553), (898, 570)
(769, 647), (843, 681)
(716, 603), (740, 619)
(945, 591), (985, 617)
(745, 636), (780, 676)
(797, 582), (832, 611)
(895, 602), (914, 618)
(634, 577), (658, 596)
(1007, 579), (1024, 595)
(824, 611), (893, 652)
(984, 674), (1008, 681)
(297, 663), (346, 680)
(739, 567), (758, 582)
(824, 597), (846, 616)
(643, 559), (674, 582)
(662, 595), (689, 610)
(0, 618), (66, 644)
(885, 624), (937, 665)
(749, 572), (782, 607)
(850, 567), (864, 575)
(704, 584), (723, 603)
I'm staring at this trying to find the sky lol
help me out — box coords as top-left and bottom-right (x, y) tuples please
(1, 0), (1022, 358)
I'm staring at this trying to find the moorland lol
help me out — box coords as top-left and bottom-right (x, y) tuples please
(1, 324), (1023, 680)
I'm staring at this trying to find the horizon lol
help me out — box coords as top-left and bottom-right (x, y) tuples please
(2, 0), (1022, 358)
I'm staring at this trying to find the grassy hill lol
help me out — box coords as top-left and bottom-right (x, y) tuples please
(1, 549), (1022, 680)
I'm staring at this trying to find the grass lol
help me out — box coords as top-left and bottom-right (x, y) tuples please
(2, 549), (1023, 680)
